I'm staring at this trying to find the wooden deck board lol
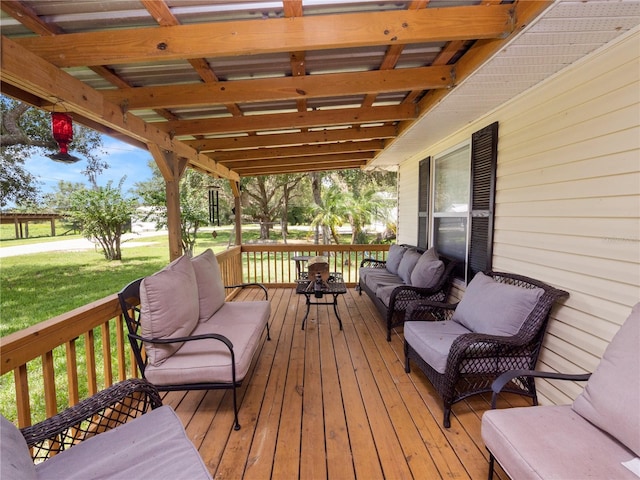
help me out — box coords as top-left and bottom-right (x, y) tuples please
(166, 287), (523, 479)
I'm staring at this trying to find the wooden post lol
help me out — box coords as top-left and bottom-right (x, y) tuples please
(230, 180), (242, 246)
(50, 217), (56, 236)
(148, 143), (188, 261)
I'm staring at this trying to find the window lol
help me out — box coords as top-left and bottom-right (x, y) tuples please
(433, 143), (470, 278)
(417, 122), (498, 283)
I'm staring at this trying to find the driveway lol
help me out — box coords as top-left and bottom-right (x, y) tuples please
(0, 231), (165, 258)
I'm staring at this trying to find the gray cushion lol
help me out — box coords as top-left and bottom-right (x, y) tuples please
(452, 272), (544, 336)
(140, 255), (200, 366)
(404, 320), (472, 374)
(35, 406), (212, 479)
(145, 300), (270, 385)
(410, 248), (444, 288)
(482, 405), (637, 480)
(0, 415), (37, 480)
(363, 269), (404, 294)
(386, 244), (407, 275)
(191, 248), (226, 322)
(572, 302), (640, 457)
(397, 249), (422, 284)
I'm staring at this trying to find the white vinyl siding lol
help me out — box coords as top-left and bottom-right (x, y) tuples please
(397, 28), (640, 405)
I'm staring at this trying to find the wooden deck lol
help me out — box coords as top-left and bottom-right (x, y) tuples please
(161, 287), (526, 479)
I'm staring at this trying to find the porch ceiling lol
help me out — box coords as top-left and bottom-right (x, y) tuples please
(1, 1), (638, 180)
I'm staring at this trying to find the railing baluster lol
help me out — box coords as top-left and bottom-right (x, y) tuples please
(15, 365), (31, 428)
(42, 350), (57, 418)
(116, 315), (127, 381)
(84, 330), (97, 395)
(66, 339), (79, 406)
(101, 323), (113, 387)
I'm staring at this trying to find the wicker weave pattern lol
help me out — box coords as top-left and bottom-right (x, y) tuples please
(404, 271), (569, 427)
(20, 379), (162, 461)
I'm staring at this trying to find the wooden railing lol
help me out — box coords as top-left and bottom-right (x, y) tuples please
(241, 244), (389, 287)
(0, 244), (387, 427)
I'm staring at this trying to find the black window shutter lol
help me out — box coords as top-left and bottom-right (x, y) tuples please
(417, 157), (431, 249)
(468, 122), (498, 280)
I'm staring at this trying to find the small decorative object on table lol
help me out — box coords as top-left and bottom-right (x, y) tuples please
(308, 256), (329, 282)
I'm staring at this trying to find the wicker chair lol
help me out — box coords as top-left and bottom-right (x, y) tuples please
(21, 379), (162, 461)
(3, 379), (213, 479)
(404, 271), (569, 428)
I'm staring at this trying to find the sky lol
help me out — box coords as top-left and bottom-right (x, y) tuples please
(27, 135), (154, 199)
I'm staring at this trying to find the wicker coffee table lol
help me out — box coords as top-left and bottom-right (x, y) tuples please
(295, 272), (346, 330)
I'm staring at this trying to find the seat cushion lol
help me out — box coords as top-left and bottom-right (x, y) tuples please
(145, 300), (270, 385)
(363, 269), (404, 294)
(572, 302), (640, 456)
(140, 255), (200, 366)
(0, 415), (37, 480)
(482, 405), (637, 480)
(397, 249), (422, 284)
(191, 249), (226, 322)
(452, 272), (544, 336)
(35, 406), (212, 480)
(358, 266), (386, 285)
(410, 248), (444, 288)
(386, 244), (407, 275)
(404, 320), (472, 374)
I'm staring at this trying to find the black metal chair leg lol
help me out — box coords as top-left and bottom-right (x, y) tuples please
(443, 406), (451, 428)
(232, 385), (241, 431)
(488, 452), (496, 480)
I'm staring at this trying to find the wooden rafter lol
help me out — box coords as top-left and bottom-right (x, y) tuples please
(161, 104), (415, 137)
(102, 66), (452, 110)
(13, 5), (514, 67)
(212, 140), (383, 163)
(184, 126), (397, 152)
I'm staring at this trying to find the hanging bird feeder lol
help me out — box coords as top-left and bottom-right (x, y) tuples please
(48, 112), (82, 163)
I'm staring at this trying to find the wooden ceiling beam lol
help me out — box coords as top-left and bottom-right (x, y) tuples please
(218, 151), (376, 169)
(234, 161), (366, 176)
(162, 104), (415, 137)
(13, 4), (514, 67)
(214, 140), (383, 162)
(185, 126), (397, 152)
(102, 65), (452, 110)
(0, 35), (238, 182)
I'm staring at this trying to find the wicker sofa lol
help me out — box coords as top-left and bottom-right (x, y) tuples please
(483, 302), (639, 479)
(1, 379), (212, 480)
(118, 249), (271, 431)
(404, 271), (569, 427)
(358, 244), (457, 340)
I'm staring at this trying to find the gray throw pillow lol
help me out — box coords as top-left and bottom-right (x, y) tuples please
(140, 255), (200, 366)
(191, 249), (226, 321)
(410, 248), (444, 288)
(397, 249), (422, 284)
(386, 244), (407, 275)
(572, 302), (640, 456)
(452, 272), (544, 336)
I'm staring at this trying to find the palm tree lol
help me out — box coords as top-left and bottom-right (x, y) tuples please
(311, 185), (348, 244)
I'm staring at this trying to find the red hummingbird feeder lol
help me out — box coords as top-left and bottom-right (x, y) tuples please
(48, 112), (82, 163)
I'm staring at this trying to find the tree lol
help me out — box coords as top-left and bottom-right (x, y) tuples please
(68, 179), (137, 260)
(0, 97), (107, 207)
(241, 174), (304, 240)
(136, 161), (214, 256)
(311, 185), (348, 244)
